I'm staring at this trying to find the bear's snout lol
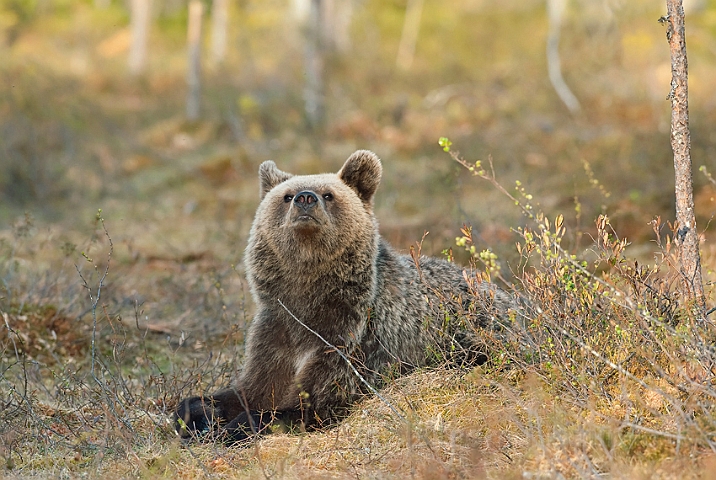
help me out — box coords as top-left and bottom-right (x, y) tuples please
(294, 191), (319, 210)
(290, 190), (324, 228)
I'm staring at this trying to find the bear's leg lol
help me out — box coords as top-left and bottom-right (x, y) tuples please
(275, 349), (364, 428)
(174, 329), (298, 442)
(174, 387), (249, 440)
(212, 349), (366, 443)
(175, 395), (217, 438)
(222, 408), (308, 443)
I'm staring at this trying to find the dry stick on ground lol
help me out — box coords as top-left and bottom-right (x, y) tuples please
(663, 0), (706, 317)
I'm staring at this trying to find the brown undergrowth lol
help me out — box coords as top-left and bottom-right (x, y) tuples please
(2, 150), (715, 479)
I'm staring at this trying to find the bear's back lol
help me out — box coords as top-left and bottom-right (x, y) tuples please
(359, 239), (469, 374)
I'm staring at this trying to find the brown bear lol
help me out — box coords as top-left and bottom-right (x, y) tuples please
(175, 150), (520, 443)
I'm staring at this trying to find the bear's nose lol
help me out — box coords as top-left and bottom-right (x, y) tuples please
(294, 191), (319, 209)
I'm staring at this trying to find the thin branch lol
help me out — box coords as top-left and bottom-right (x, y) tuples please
(277, 299), (407, 423)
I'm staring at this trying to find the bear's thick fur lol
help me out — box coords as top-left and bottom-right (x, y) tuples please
(175, 150), (519, 443)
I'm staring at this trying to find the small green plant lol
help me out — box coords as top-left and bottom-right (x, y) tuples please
(438, 136), (452, 152)
(455, 225), (501, 277)
(440, 137), (716, 473)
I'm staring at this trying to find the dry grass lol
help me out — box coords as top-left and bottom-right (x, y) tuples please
(3, 162), (716, 478)
(3, 1), (716, 478)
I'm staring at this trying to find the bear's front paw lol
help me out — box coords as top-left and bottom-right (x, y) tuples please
(223, 410), (270, 444)
(174, 396), (225, 440)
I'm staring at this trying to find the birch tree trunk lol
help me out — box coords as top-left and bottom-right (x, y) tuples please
(186, 0), (203, 121)
(546, 0), (580, 113)
(304, 0), (325, 131)
(396, 0), (423, 71)
(320, 0), (353, 53)
(128, 0), (151, 75)
(210, 0), (228, 65)
(664, 0), (705, 316)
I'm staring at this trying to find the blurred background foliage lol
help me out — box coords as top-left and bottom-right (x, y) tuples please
(1, 0), (716, 263)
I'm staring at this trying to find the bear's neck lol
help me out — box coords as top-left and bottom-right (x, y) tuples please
(248, 234), (379, 318)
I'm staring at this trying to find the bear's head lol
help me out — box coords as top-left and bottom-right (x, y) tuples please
(247, 150), (383, 267)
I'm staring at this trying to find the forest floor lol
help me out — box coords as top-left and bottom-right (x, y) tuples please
(2, 1), (716, 478)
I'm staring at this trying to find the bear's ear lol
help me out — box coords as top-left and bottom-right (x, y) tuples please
(259, 161), (293, 200)
(338, 150), (382, 205)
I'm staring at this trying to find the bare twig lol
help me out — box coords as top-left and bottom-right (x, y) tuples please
(277, 299), (406, 423)
(75, 212), (113, 379)
(74, 212), (135, 436)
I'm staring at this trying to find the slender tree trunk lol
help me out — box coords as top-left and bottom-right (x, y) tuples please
(186, 0), (203, 121)
(304, 0), (325, 131)
(210, 0), (228, 65)
(322, 0), (352, 53)
(396, 0), (423, 71)
(128, 0), (151, 75)
(546, 0), (580, 113)
(664, 0), (706, 315)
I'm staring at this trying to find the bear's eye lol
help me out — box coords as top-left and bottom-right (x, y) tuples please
(322, 192), (334, 201)
(284, 194), (294, 203)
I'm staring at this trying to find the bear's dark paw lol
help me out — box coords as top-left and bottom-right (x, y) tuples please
(174, 395), (225, 440)
(223, 410), (270, 445)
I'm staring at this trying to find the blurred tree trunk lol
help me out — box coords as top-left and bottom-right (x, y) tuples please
(186, 0), (203, 121)
(664, 0), (705, 316)
(546, 0), (580, 113)
(291, 0), (310, 21)
(210, 0), (228, 65)
(304, 0), (325, 131)
(322, 0), (353, 53)
(128, 0), (151, 75)
(396, 0), (423, 71)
